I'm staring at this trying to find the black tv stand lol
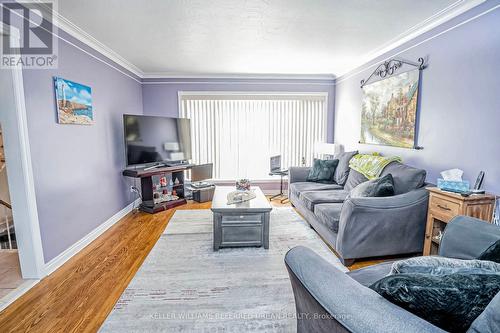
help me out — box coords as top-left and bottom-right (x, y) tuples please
(123, 164), (195, 213)
(143, 163), (166, 171)
(165, 160), (189, 167)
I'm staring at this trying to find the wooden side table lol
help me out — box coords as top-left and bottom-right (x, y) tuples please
(423, 187), (496, 255)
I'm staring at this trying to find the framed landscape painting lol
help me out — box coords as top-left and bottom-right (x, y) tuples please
(54, 77), (93, 125)
(360, 69), (420, 148)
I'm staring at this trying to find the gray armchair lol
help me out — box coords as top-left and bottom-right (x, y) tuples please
(284, 216), (500, 333)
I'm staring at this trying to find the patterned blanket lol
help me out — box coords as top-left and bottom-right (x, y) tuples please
(349, 154), (402, 179)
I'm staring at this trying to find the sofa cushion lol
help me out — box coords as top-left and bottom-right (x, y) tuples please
(477, 239), (500, 264)
(299, 190), (349, 211)
(370, 273), (500, 332)
(390, 256), (500, 276)
(289, 182), (342, 198)
(344, 169), (368, 191)
(380, 162), (426, 195)
(347, 261), (394, 287)
(314, 203), (343, 233)
(307, 158), (339, 183)
(350, 174), (395, 198)
(333, 151), (358, 186)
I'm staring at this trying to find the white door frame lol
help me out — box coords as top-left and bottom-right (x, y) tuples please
(0, 23), (45, 279)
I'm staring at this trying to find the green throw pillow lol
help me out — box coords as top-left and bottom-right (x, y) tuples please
(306, 159), (339, 183)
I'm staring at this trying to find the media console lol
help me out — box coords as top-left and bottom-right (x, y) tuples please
(123, 164), (195, 213)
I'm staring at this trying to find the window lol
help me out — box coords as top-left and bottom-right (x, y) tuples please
(179, 93), (327, 180)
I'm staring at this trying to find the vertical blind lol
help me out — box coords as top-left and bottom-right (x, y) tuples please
(179, 93), (327, 180)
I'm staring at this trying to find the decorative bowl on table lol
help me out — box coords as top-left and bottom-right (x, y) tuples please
(235, 179), (251, 191)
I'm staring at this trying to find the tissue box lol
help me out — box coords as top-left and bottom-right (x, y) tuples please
(437, 179), (470, 193)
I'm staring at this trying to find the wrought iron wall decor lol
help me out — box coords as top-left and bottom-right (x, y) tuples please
(360, 57), (425, 88)
(359, 57), (426, 150)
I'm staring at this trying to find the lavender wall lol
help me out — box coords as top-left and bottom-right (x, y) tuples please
(22, 29), (143, 262)
(142, 78), (336, 142)
(334, 3), (500, 194)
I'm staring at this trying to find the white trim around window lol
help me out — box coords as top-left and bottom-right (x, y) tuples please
(178, 91), (328, 180)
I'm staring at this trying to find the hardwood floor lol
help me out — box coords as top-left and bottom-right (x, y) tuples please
(0, 195), (384, 332)
(0, 201), (200, 332)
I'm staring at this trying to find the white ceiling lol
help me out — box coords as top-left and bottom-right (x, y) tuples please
(55, 0), (478, 77)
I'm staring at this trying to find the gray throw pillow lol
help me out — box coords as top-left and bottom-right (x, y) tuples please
(333, 151), (358, 186)
(350, 174), (394, 198)
(380, 162), (426, 195)
(370, 273), (500, 332)
(389, 256), (500, 276)
(306, 159), (339, 183)
(343, 169), (368, 191)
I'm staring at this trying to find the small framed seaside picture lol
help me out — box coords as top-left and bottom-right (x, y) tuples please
(54, 77), (94, 125)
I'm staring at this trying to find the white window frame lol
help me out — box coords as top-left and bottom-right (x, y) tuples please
(178, 91), (328, 181)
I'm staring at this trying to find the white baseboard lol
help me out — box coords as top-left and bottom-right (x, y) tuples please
(44, 198), (141, 276)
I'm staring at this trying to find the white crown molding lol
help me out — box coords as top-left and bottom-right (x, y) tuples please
(335, 0), (486, 78)
(142, 80), (336, 86)
(33, 0), (144, 78)
(32, 0), (486, 81)
(335, 1), (498, 85)
(142, 72), (336, 80)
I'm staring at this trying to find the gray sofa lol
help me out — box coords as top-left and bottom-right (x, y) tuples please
(288, 158), (429, 265)
(285, 216), (500, 333)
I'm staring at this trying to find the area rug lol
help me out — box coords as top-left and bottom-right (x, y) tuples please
(100, 208), (346, 332)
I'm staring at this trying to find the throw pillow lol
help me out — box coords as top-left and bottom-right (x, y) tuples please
(344, 169), (368, 191)
(370, 273), (500, 332)
(350, 174), (394, 198)
(477, 239), (500, 264)
(389, 256), (500, 276)
(306, 159), (339, 183)
(333, 151), (358, 186)
(380, 162), (426, 195)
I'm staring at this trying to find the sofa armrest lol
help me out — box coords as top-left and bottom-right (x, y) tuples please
(284, 246), (445, 333)
(439, 215), (500, 259)
(336, 188), (429, 260)
(288, 166), (311, 184)
(345, 187), (429, 209)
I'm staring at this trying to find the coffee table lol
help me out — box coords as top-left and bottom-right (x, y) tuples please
(211, 186), (272, 251)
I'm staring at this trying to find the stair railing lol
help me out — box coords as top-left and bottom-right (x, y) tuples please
(0, 199), (14, 250)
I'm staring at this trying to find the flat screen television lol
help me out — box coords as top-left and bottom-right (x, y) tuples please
(123, 114), (192, 166)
